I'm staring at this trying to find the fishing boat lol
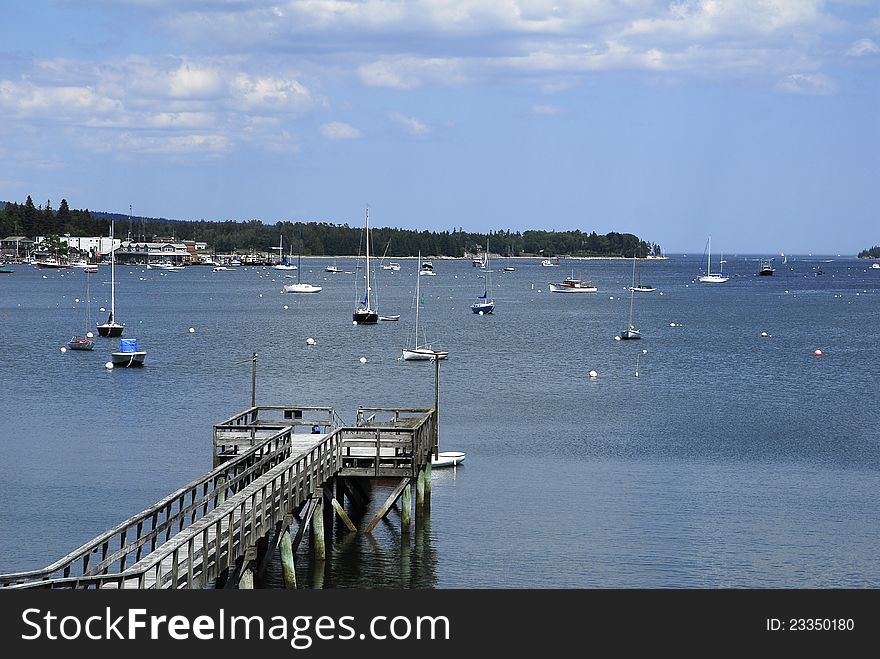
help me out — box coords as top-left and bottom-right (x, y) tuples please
(403, 251), (448, 361)
(353, 208), (379, 324)
(325, 262), (341, 273)
(111, 337), (146, 367)
(549, 273), (597, 293)
(67, 271), (95, 351)
(758, 259), (775, 276)
(432, 451), (466, 468)
(96, 221), (124, 337)
(541, 257), (560, 267)
(698, 236), (729, 283)
(872, 263), (880, 269)
(418, 260), (436, 276)
(630, 259), (656, 292)
(619, 256), (641, 340)
(283, 246), (322, 293)
(471, 241), (496, 314)
(35, 258), (73, 269)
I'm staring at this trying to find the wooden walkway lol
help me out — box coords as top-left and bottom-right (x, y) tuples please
(0, 405), (437, 589)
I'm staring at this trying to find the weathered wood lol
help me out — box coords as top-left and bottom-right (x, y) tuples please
(401, 482), (412, 534)
(364, 478), (411, 534)
(312, 497), (326, 561)
(279, 528), (296, 589)
(325, 488), (357, 533)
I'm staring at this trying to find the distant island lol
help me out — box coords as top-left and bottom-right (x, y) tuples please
(858, 246), (880, 259)
(1, 195), (662, 258)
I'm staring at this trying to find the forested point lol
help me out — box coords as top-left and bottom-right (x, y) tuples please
(857, 246), (880, 258)
(1, 197), (662, 258)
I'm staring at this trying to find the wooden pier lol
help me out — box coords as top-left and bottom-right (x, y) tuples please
(0, 404), (438, 589)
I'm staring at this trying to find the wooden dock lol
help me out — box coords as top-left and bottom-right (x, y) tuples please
(0, 404), (438, 589)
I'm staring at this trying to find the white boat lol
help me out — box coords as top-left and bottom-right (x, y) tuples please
(541, 257), (560, 267)
(212, 266), (237, 272)
(111, 337), (146, 367)
(96, 220), (124, 337)
(630, 259), (656, 291)
(619, 256), (641, 340)
(325, 263), (341, 273)
(872, 263), (880, 269)
(379, 314), (400, 321)
(418, 260), (436, 276)
(382, 262), (401, 271)
(432, 451), (466, 468)
(273, 234), (298, 270)
(549, 273), (597, 293)
(471, 240), (496, 314)
(283, 249), (321, 293)
(67, 269), (95, 351)
(698, 236), (729, 283)
(403, 250), (448, 361)
(353, 208), (379, 324)
(503, 266), (515, 272)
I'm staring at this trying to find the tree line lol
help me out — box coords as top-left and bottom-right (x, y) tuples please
(1, 196), (663, 258)
(857, 246), (880, 258)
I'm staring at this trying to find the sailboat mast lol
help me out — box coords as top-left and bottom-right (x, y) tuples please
(628, 256), (636, 327)
(485, 239), (490, 296)
(365, 208), (371, 308)
(415, 250), (421, 347)
(110, 219), (116, 320)
(706, 235), (711, 275)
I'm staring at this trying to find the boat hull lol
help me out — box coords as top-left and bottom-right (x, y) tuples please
(67, 339), (94, 351)
(471, 302), (495, 314)
(758, 270), (774, 276)
(96, 322), (124, 337)
(432, 451), (465, 468)
(698, 275), (729, 283)
(353, 309), (379, 325)
(283, 283), (322, 293)
(631, 286), (656, 292)
(620, 329), (641, 340)
(111, 350), (146, 367)
(403, 347), (449, 361)
(549, 283), (597, 293)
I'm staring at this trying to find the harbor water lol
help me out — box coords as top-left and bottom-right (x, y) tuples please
(1, 255), (878, 587)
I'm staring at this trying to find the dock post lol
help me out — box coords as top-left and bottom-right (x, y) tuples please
(238, 564), (254, 589)
(416, 467), (425, 511)
(312, 497), (326, 561)
(401, 482), (412, 534)
(279, 527), (297, 589)
(424, 461), (432, 507)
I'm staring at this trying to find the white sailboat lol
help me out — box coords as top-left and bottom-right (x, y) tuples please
(96, 219), (124, 337)
(403, 251), (448, 361)
(273, 234), (297, 270)
(698, 235), (729, 283)
(619, 256), (641, 340)
(353, 208), (379, 324)
(471, 240), (495, 314)
(67, 270), (95, 350)
(283, 241), (321, 293)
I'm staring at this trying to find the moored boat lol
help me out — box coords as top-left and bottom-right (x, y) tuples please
(549, 275), (597, 293)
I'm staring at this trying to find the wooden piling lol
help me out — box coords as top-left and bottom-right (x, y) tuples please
(312, 497), (326, 561)
(279, 528), (297, 589)
(401, 482), (412, 534)
(238, 564), (254, 589)
(424, 461), (432, 508)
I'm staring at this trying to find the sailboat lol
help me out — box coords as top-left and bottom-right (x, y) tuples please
(471, 240), (496, 314)
(619, 256), (641, 340)
(96, 220), (124, 337)
(403, 251), (448, 361)
(698, 235), (729, 283)
(630, 259), (656, 292)
(283, 241), (321, 293)
(353, 208), (379, 324)
(273, 234), (297, 270)
(67, 270), (95, 350)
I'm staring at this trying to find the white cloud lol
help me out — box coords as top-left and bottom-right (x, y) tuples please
(387, 111), (430, 136)
(0, 81), (121, 120)
(777, 73), (836, 96)
(532, 103), (560, 115)
(358, 57), (467, 90)
(846, 38), (880, 57)
(319, 121), (362, 139)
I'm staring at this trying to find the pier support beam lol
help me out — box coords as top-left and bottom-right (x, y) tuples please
(325, 486), (357, 533)
(238, 565), (254, 589)
(312, 497), (326, 561)
(424, 461), (432, 509)
(401, 482), (412, 534)
(365, 478), (411, 534)
(279, 528), (297, 589)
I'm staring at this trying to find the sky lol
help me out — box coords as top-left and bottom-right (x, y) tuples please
(1, 1), (878, 254)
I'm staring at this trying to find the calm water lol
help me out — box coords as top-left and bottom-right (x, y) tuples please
(1, 255), (878, 587)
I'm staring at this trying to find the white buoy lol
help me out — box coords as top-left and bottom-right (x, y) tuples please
(75, 298), (80, 303)
(306, 337), (316, 346)
(259, 294), (263, 298)
(352, 320), (357, 325)
(189, 327), (195, 333)
(105, 362), (114, 369)
(760, 332), (769, 337)
(100, 307), (106, 312)
(359, 356), (367, 364)
(642, 349), (648, 354)
(60, 347), (67, 353)
(86, 332), (94, 338)
(42, 275), (47, 279)
(669, 323), (676, 327)
(283, 305), (289, 309)
(814, 349), (823, 356)
(614, 335), (621, 341)
(478, 310), (484, 315)
(659, 292), (664, 295)
(609, 296), (614, 300)
(589, 370), (598, 378)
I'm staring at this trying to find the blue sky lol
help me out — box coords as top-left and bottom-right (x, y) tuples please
(1, 1), (878, 253)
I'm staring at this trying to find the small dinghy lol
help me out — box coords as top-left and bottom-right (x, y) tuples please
(431, 451), (466, 468)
